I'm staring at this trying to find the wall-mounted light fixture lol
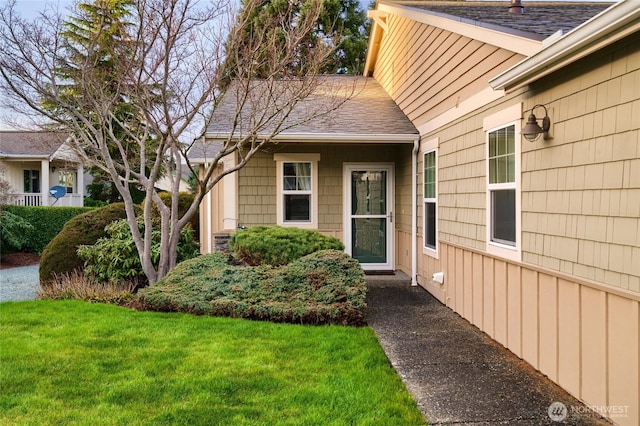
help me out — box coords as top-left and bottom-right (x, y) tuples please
(522, 104), (551, 142)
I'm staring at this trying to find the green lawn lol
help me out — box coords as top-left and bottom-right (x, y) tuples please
(0, 301), (425, 425)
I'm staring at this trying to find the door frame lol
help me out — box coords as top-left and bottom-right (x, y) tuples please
(343, 163), (395, 271)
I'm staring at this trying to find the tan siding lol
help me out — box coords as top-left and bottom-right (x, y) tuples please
(237, 143), (411, 244)
(538, 273), (558, 382)
(373, 15), (525, 127)
(608, 294), (640, 425)
(580, 286), (607, 407)
(521, 33), (640, 291)
(417, 242), (640, 425)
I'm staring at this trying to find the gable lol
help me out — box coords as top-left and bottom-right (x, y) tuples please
(371, 12), (526, 128)
(366, 1), (615, 130)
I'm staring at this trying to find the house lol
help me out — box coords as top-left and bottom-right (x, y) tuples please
(192, 0), (639, 424)
(0, 131), (84, 207)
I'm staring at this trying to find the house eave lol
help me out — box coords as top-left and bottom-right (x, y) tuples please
(0, 154), (49, 160)
(204, 132), (419, 144)
(490, 0), (640, 92)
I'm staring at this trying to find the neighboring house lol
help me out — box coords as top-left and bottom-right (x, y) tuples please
(192, 1), (639, 424)
(0, 131), (84, 207)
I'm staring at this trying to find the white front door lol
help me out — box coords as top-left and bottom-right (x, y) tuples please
(344, 163), (394, 271)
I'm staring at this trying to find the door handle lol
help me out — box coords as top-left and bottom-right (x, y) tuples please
(388, 211), (393, 223)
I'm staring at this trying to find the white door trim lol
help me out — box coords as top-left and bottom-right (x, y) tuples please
(343, 163), (395, 271)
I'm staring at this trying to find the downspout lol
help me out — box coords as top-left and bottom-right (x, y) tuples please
(411, 139), (419, 286)
(206, 162), (212, 254)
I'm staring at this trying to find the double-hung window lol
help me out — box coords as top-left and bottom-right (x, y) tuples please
(484, 103), (521, 261)
(274, 153), (319, 228)
(423, 150), (437, 252)
(488, 125), (516, 246)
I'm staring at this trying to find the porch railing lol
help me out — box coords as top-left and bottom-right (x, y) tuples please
(12, 193), (42, 206)
(7, 193), (84, 207)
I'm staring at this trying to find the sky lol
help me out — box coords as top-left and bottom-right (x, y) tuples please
(0, 0), (620, 130)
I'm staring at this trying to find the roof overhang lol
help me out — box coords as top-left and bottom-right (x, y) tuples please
(363, 1), (543, 76)
(204, 132), (419, 144)
(490, 0), (640, 92)
(0, 154), (49, 160)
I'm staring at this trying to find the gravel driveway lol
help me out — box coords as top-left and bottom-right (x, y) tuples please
(0, 265), (40, 302)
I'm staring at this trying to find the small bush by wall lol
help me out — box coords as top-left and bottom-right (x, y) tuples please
(2, 205), (93, 254)
(231, 226), (345, 266)
(138, 249), (367, 326)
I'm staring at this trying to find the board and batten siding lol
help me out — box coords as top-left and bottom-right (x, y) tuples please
(407, 31), (640, 426)
(372, 13), (525, 129)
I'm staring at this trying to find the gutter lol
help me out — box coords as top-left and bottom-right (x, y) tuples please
(203, 132), (419, 144)
(0, 154), (49, 159)
(411, 139), (419, 286)
(490, 0), (640, 92)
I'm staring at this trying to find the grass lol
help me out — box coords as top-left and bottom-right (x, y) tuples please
(0, 301), (426, 425)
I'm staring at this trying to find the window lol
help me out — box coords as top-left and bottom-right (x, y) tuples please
(487, 125), (517, 246)
(274, 153), (319, 228)
(283, 162), (311, 222)
(484, 103), (521, 261)
(58, 170), (75, 194)
(23, 170), (40, 193)
(423, 150), (437, 251)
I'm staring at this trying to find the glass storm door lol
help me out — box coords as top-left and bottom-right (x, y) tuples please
(345, 164), (394, 270)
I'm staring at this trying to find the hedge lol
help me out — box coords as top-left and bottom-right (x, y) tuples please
(2, 205), (94, 254)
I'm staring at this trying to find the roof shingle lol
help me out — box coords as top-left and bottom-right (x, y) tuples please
(0, 131), (69, 158)
(386, 1), (614, 38)
(205, 76), (418, 139)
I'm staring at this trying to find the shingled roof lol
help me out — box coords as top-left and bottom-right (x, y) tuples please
(386, 1), (614, 39)
(205, 76), (418, 140)
(0, 131), (70, 158)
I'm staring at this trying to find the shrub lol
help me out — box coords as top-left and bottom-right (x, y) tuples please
(138, 249), (367, 325)
(231, 226), (344, 266)
(83, 196), (108, 207)
(0, 208), (34, 253)
(149, 192), (199, 240)
(78, 219), (200, 285)
(2, 205), (93, 254)
(39, 203), (137, 283)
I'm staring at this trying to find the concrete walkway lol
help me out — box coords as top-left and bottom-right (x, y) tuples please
(364, 274), (611, 425)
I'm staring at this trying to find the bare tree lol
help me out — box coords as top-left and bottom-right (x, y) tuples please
(0, 0), (353, 284)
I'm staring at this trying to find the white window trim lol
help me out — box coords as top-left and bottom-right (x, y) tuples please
(484, 104), (522, 262)
(421, 137), (438, 259)
(274, 153), (320, 229)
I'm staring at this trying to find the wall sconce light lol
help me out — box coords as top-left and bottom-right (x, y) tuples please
(522, 104), (551, 142)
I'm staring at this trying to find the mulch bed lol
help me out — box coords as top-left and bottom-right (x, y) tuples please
(0, 253), (40, 270)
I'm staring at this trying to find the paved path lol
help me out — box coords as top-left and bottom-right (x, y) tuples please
(365, 275), (611, 426)
(0, 265), (40, 302)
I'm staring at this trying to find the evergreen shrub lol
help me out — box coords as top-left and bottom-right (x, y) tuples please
(231, 226), (344, 266)
(39, 203), (137, 283)
(77, 219), (199, 285)
(138, 249), (366, 326)
(151, 192), (199, 239)
(2, 205), (93, 254)
(0, 208), (34, 253)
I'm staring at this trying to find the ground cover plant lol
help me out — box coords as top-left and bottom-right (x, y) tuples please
(0, 301), (425, 425)
(139, 249), (366, 325)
